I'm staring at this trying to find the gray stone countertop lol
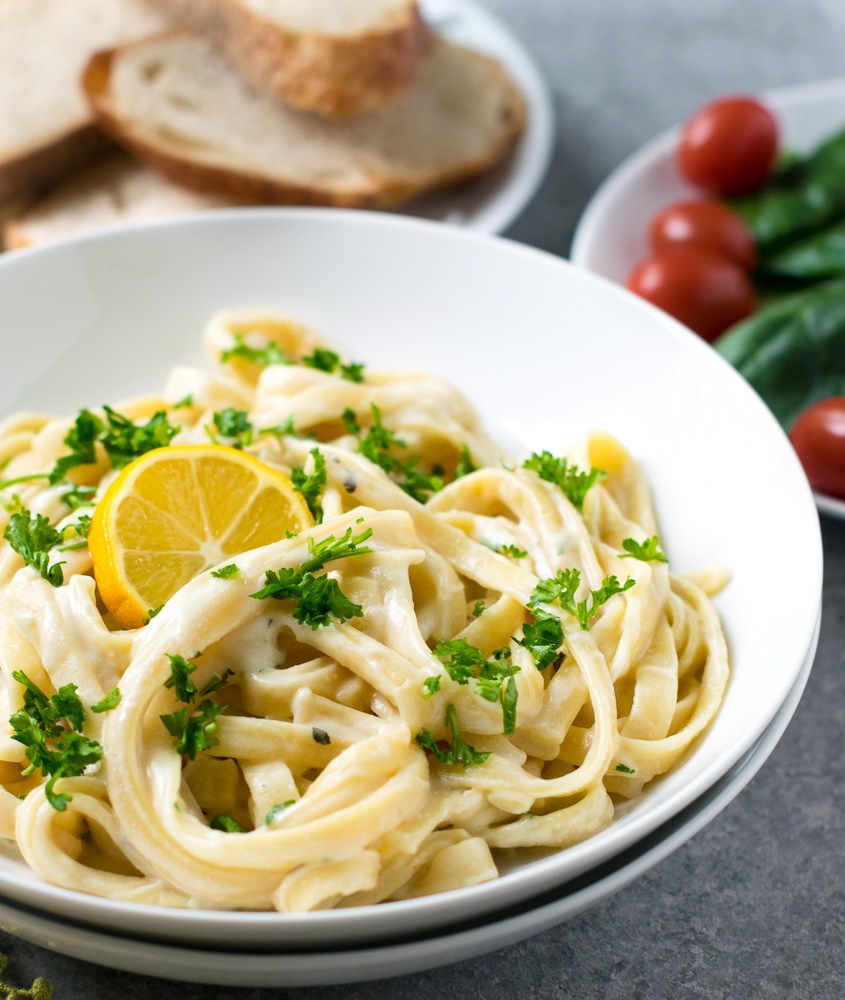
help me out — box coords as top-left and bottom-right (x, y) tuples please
(1, 1), (843, 997)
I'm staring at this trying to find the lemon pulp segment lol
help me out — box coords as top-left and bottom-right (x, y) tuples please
(88, 445), (313, 628)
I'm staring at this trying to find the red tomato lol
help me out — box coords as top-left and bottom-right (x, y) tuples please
(626, 248), (756, 342)
(789, 398), (845, 499)
(678, 96), (779, 196)
(649, 200), (757, 270)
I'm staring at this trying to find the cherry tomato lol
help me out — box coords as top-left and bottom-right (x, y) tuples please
(626, 248), (756, 342)
(789, 397), (845, 499)
(678, 96), (779, 196)
(648, 200), (757, 270)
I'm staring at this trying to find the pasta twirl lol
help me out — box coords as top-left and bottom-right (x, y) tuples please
(0, 311), (729, 911)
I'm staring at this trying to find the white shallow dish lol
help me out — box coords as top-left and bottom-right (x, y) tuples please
(406, 0), (554, 232)
(0, 630), (816, 987)
(569, 77), (845, 516)
(0, 210), (822, 949)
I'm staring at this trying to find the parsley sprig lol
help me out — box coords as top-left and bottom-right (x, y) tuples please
(220, 333), (289, 367)
(251, 525), (372, 629)
(430, 639), (519, 734)
(291, 448), (327, 523)
(621, 536), (668, 563)
(43, 405), (179, 486)
(515, 614), (565, 671)
(159, 654), (233, 760)
(301, 348), (365, 383)
(415, 704), (490, 768)
(351, 404), (444, 503)
(9, 672), (103, 811)
(529, 568), (635, 631)
(3, 510), (65, 586)
(522, 451), (605, 510)
(209, 407), (254, 448)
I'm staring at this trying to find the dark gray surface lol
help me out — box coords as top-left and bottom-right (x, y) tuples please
(2, 1), (844, 996)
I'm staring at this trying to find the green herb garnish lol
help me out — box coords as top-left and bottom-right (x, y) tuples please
(210, 813), (244, 833)
(220, 332), (289, 368)
(211, 564), (240, 580)
(621, 536), (668, 563)
(301, 348), (365, 383)
(522, 451), (605, 510)
(529, 569), (635, 631)
(89, 688), (121, 714)
(3, 510), (64, 586)
(9, 671), (103, 811)
(415, 704), (490, 768)
(291, 448), (327, 523)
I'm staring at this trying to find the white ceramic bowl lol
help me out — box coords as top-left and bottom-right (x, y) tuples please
(0, 209), (822, 949)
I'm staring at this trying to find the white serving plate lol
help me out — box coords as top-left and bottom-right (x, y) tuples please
(0, 626), (816, 987)
(570, 77), (845, 516)
(0, 210), (822, 949)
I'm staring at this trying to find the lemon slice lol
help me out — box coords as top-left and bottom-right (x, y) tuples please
(89, 445), (313, 628)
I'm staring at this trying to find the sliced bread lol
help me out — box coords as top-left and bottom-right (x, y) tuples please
(0, 0), (170, 202)
(82, 34), (527, 209)
(149, 0), (432, 117)
(3, 155), (236, 250)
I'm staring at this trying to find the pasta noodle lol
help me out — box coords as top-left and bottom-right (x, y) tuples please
(0, 311), (729, 911)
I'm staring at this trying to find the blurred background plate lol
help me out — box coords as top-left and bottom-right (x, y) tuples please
(569, 78), (845, 517)
(406, 0), (555, 231)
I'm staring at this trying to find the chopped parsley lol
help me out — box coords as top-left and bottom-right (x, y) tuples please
(415, 704), (490, 768)
(210, 813), (244, 833)
(621, 536), (668, 563)
(300, 524), (373, 573)
(49, 409), (101, 483)
(251, 524), (373, 629)
(515, 614), (564, 671)
(3, 509), (65, 586)
(356, 404), (444, 503)
(89, 688), (121, 714)
(341, 408), (361, 435)
(422, 676), (441, 698)
(431, 639), (519, 734)
(615, 762), (636, 774)
(522, 451), (605, 510)
(529, 569), (635, 631)
(265, 801), (296, 824)
(498, 544), (527, 559)
(209, 407), (253, 448)
(291, 448), (327, 523)
(98, 406), (179, 469)
(48, 405), (179, 483)
(9, 671), (103, 811)
(163, 652), (200, 703)
(60, 483), (96, 511)
(471, 599), (486, 619)
(159, 654), (231, 760)
(252, 570), (363, 629)
(211, 564), (240, 580)
(454, 446), (478, 479)
(220, 332), (289, 368)
(301, 348), (365, 383)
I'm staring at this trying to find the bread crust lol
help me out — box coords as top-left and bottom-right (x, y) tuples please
(81, 42), (527, 210)
(149, 0), (433, 117)
(0, 124), (115, 203)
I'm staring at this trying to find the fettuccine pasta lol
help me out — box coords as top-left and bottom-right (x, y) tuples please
(0, 311), (729, 911)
